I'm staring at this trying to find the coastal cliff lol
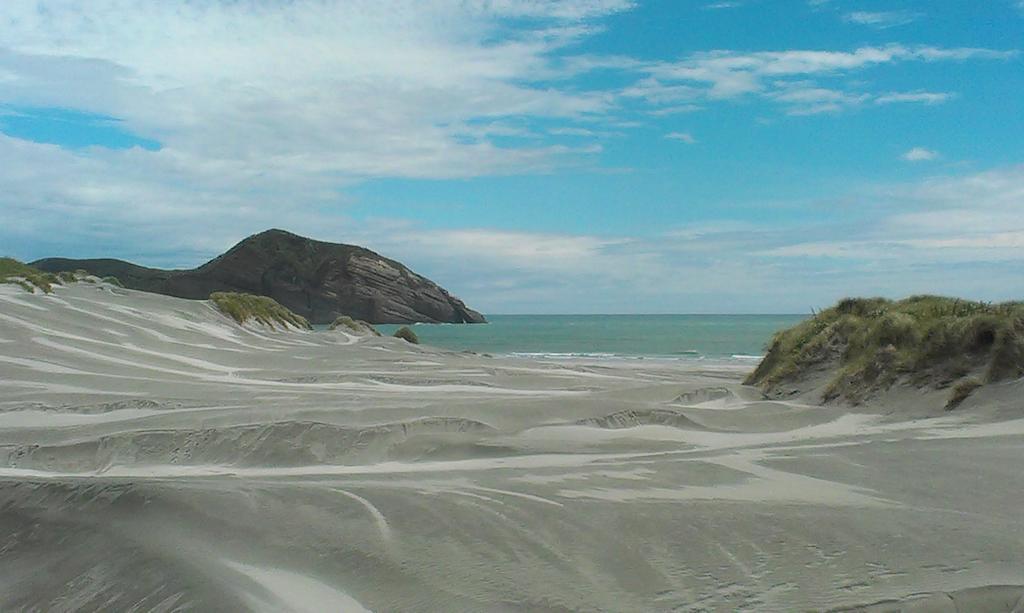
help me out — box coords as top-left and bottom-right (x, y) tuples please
(32, 229), (486, 325)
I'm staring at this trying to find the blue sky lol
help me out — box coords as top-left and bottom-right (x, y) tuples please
(1, 1), (1023, 313)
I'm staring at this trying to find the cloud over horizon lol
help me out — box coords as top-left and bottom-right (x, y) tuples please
(1, 1), (1022, 312)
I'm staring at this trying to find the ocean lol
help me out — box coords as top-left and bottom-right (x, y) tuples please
(374, 314), (807, 361)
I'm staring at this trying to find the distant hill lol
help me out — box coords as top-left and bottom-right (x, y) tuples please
(33, 229), (486, 325)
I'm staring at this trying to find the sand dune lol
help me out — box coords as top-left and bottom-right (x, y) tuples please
(1, 282), (1023, 611)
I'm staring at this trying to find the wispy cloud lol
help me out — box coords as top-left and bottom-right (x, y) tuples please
(0, 0), (642, 276)
(633, 44), (1015, 114)
(0, 3), (1021, 312)
(0, 1), (635, 182)
(843, 11), (921, 28)
(875, 91), (954, 105)
(665, 132), (697, 144)
(902, 147), (940, 162)
(648, 104), (703, 116)
(770, 84), (870, 115)
(395, 165), (1024, 311)
(767, 166), (1024, 263)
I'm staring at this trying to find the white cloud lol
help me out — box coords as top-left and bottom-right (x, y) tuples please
(648, 104), (703, 116)
(389, 228), (633, 273)
(770, 84), (870, 114)
(902, 147), (940, 162)
(875, 91), (953, 105)
(0, 0), (634, 183)
(0, 0), (639, 267)
(843, 11), (920, 28)
(548, 126), (623, 138)
(636, 45), (1015, 114)
(388, 165), (1024, 311)
(665, 132), (697, 144)
(8, 122), (1023, 312)
(475, 0), (637, 20)
(763, 165), (1024, 266)
(0, 3), (1021, 312)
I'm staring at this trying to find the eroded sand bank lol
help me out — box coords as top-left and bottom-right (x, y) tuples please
(1, 282), (1022, 612)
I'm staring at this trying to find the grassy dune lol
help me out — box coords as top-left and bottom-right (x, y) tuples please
(328, 315), (381, 336)
(210, 292), (312, 330)
(1, 258), (125, 294)
(746, 296), (1024, 406)
(1, 258), (61, 293)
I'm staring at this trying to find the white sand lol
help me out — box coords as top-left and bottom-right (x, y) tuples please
(0, 281), (1022, 611)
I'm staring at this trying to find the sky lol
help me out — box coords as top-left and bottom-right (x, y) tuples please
(1, 0), (1023, 314)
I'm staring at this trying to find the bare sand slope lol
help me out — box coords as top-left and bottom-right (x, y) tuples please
(1, 282), (1023, 612)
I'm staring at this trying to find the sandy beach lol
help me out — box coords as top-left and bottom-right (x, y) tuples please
(1, 281), (1023, 612)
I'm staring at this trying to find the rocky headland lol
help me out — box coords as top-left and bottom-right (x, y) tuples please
(32, 229), (486, 325)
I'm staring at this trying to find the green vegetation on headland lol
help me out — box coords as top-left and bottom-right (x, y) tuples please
(393, 326), (420, 344)
(210, 292), (312, 330)
(328, 315), (381, 336)
(746, 296), (1024, 408)
(2, 258), (126, 293)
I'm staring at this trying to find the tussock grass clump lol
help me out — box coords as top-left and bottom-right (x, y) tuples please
(328, 315), (381, 336)
(946, 377), (984, 410)
(393, 326), (420, 344)
(210, 292), (311, 330)
(101, 275), (124, 287)
(0, 257), (62, 293)
(747, 296), (1024, 403)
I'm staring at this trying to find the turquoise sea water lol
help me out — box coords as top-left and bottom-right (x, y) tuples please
(374, 314), (807, 361)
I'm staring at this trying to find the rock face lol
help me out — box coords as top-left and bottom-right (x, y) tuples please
(33, 229), (486, 325)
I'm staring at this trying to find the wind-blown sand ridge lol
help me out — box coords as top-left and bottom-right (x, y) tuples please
(0, 281), (1022, 611)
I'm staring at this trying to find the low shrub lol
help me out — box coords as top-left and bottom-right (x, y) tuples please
(393, 326), (420, 344)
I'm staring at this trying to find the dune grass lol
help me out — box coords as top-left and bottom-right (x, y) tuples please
(946, 377), (984, 410)
(746, 296), (1024, 403)
(0, 257), (62, 293)
(393, 326), (420, 344)
(209, 292), (311, 330)
(328, 315), (380, 336)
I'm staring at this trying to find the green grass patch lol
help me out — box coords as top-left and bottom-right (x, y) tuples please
(393, 326), (420, 344)
(328, 315), (380, 336)
(210, 292), (311, 330)
(0, 257), (62, 293)
(746, 296), (1024, 403)
(101, 275), (124, 287)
